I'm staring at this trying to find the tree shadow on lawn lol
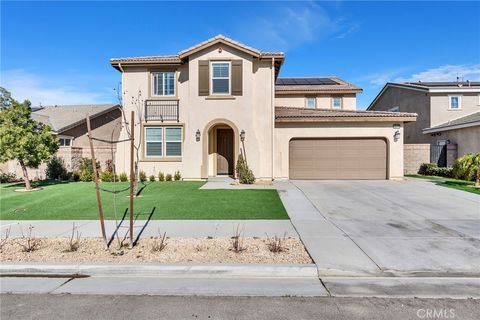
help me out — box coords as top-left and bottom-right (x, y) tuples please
(2, 180), (73, 189)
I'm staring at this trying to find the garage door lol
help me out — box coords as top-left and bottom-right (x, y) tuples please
(289, 138), (387, 180)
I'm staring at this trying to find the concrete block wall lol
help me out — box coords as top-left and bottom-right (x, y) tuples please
(404, 144), (430, 174)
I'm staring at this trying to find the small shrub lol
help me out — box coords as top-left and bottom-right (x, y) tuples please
(230, 224), (246, 253)
(139, 170), (147, 182)
(72, 171), (81, 181)
(16, 225), (41, 253)
(151, 230), (168, 253)
(149, 175), (155, 182)
(119, 172), (128, 182)
(266, 233), (288, 253)
(158, 172), (165, 181)
(77, 158), (99, 182)
(452, 153), (480, 181)
(174, 171), (181, 181)
(46, 156), (68, 180)
(165, 173), (173, 181)
(0, 227), (10, 251)
(418, 163), (453, 178)
(65, 223), (81, 252)
(0, 172), (17, 183)
(236, 154), (255, 184)
(100, 170), (115, 182)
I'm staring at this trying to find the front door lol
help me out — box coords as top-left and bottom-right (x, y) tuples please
(216, 129), (234, 175)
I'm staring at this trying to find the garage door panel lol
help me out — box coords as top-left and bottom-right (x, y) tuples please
(289, 138), (387, 180)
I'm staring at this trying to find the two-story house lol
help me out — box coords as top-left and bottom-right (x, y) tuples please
(110, 35), (416, 181)
(368, 81), (480, 173)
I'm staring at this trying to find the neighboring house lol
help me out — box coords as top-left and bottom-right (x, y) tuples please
(110, 35), (416, 181)
(0, 104), (122, 179)
(368, 81), (480, 173)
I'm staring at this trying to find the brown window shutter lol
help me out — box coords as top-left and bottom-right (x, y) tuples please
(198, 60), (209, 96)
(231, 60), (243, 96)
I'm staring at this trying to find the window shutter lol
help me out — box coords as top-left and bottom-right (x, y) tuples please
(198, 60), (209, 96)
(231, 60), (243, 96)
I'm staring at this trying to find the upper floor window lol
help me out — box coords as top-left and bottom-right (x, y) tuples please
(152, 72), (175, 96)
(59, 138), (71, 146)
(389, 106), (400, 112)
(449, 95), (461, 110)
(306, 97), (316, 109)
(211, 62), (230, 95)
(332, 97), (342, 109)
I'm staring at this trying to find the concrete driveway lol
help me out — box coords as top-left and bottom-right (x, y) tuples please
(277, 179), (480, 276)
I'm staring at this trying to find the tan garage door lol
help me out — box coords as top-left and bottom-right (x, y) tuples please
(289, 138), (387, 180)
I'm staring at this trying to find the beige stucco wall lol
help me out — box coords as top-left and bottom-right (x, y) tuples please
(430, 93), (480, 127)
(436, 126), (480, 156)
(275, 94), (356, 110)
(115, 44), (275, 180)
(369, 86), (431, 144)
(274, 122), (405, 179)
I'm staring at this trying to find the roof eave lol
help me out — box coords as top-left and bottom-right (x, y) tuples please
(423, 120), (480, 134)
(55, 105), (121, 133)
(275, 116), (417, 123)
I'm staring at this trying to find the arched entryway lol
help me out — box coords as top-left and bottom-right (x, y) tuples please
(202, 119), (239, 178)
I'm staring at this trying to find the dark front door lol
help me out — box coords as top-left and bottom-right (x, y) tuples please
(216, 129), (234, 175)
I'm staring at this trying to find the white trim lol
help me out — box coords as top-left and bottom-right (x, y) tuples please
(448, 95), (462, 110)
(151, 71), (176, 97)
(210, 61), (231, 95)
(430, 88), (480, 93)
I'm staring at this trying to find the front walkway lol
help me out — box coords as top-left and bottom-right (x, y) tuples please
(200, 176), (276, 189)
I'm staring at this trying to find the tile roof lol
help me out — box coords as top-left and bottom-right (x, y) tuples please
(275, 106), (417, 122)
(110, 34), (284, 66)
(275, 77), (362, 94)
(32, 104), (119, 133)
(423, 111), (480, 133)
(402, 81), (480, 89)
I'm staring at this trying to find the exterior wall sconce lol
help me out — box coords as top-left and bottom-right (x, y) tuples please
(240, 130), (245, 142)
(393, 130), (401, 142)
(195, 129), (201, 142)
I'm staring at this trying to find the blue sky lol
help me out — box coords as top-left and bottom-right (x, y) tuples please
(1, 1), (479, 109)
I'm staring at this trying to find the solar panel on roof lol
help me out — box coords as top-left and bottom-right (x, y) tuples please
(276, 78), (339, 86)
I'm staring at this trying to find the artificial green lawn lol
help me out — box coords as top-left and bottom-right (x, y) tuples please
(0, 181), (289, 220)
(406, 174), (480, 195)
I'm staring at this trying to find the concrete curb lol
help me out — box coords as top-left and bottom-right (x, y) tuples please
(0, 263), (318, 278)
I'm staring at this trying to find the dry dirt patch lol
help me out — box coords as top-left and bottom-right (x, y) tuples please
(0, 237), (312, 264)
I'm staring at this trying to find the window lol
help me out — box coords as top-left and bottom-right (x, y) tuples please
(152, 72), (175, 96)
(449, 95), (461, 110)
(145, 127), (163, 157)
(306, 97), (316, 109)
(332, 97), (342, 109)
(144, 127), (182, 158)
(389, 106), (400, 112)
(211, 62), (230, 95)
(165, 127), (182, 156)
(59, 138), (71, 146)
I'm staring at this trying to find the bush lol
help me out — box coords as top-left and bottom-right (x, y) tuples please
(0, 172), (17, 183)
(165, 173), (173, 181)
(77, 158), (99, 182)
(452, 153), (480, 181)
(72, 171), (80, 182)
(174, 171), (181, 181)
(158, 172), (165, 181)
(139, 170), (147, 182)
(119, 172), (128, 182)
(236, 154), (255, 184)
(46, 157), (68, 180)
(149, 175), (155, 182)
(418, 163), (453, 178)
(100, 170), (116, 182)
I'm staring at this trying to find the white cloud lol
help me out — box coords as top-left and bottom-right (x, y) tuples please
(238, 2), (354, 51)
(394, 64), (480, 82)
(0, 69), (114, 106)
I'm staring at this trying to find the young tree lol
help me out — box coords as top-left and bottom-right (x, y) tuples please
(0, 89), (58, 190)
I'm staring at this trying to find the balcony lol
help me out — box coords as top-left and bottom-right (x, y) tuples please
(145, 99), (179, 122)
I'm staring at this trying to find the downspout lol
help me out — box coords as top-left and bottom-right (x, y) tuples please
(271, 58), (275, 181)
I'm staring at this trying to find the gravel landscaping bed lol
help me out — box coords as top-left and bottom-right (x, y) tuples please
(0, 237), (312, 264)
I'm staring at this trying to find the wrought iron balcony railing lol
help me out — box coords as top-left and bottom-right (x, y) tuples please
(145, 99), (179, 122)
